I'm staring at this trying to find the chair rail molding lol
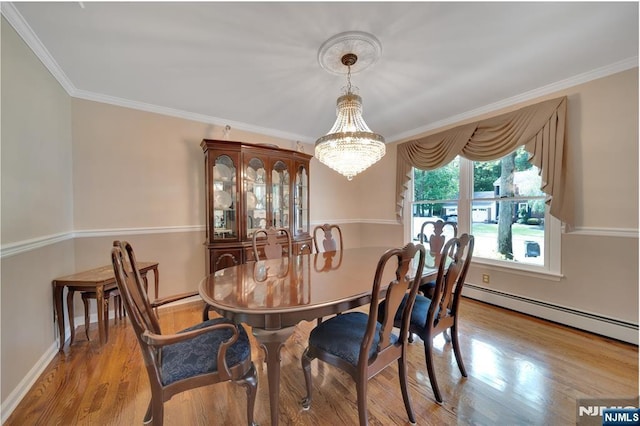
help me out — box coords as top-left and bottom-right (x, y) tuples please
(569, 226), (638, 238)
(0, 225), (205, 258)
(0, 231), (74, 259)
(2, 224), (635, 259)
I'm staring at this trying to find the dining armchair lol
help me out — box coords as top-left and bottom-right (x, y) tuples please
(300, 243), (426, 425)
(312, 223), (343, 253)
(378, 234), (474, 403)
(111, 241), (258, 426)
(252, 226), (292, 260)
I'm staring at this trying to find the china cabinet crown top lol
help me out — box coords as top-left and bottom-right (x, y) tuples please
(201, 139), (313, 160)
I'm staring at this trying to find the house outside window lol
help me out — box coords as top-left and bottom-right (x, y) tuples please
(410, 146), (561, 278)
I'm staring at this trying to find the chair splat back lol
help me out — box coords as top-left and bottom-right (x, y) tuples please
(419, 220), (457, 264)
(428, 234), (474, 330)
(113, 241), (162, 336)
(373, 243), (426, 354)
(252, 226), (292, 260)
(313, 224), (343, 253)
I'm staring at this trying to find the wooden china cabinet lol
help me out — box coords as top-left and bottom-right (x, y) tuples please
(201, 139), (312, 274)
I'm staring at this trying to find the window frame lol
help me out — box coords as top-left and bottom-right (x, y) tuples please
(405, 156), (562, 281)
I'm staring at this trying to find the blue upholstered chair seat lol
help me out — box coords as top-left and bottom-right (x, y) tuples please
(308, 312), (398, 366)
(379, 293), (445, 335)
(419, 280), (436, 294)
(161, 318), (251, 385)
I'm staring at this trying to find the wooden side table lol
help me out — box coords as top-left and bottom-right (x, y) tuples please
(52, 261), (159, 351)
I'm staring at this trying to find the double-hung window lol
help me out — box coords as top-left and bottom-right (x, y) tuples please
(410, 146), (561, 278)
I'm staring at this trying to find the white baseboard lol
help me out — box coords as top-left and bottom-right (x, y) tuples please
(463, 283), (638, 345)
(1, 342), (59, 423)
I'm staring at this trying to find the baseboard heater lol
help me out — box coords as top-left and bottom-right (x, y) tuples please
(462, 283), (638, 345)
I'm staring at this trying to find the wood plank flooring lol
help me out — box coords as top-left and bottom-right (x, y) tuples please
(5, 298), (638, 425)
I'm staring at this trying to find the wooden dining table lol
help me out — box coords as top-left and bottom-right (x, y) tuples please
(198, 246), (438, 426)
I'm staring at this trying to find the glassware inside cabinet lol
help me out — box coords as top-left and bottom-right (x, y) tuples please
(271, 160), (290, 229)
(294, 166), (309, 235)
(246, 157), (267, 237)
(212, 155), (237, 240)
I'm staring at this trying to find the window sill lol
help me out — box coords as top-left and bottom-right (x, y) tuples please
(471, 257), (563, 282)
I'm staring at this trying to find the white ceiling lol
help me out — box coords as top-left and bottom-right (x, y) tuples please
(4, 2), (638, 144)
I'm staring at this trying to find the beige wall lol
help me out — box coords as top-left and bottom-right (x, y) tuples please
(568, 70), (638, 229)
(1, 18), (73, 243)
(1, 12), (637, 416)
(1, 18), (75, 403)
(70, 97), (362, 232)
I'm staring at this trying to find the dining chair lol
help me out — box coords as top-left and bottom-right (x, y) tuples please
(312, 223), (344, 253)
(300, 243), (426, 425)
(418, 219), (457, 257)
(252, 226), (292, 260)
(311, 224), (344, 325)
(378, 234), (474, 403)
(417, 219), (457, 296)
(111, 241), (258, 426)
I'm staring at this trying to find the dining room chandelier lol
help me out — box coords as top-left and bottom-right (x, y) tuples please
(315, 32), (386, 181)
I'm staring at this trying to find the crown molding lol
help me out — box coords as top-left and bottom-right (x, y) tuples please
(72, 89), (315, 144)
(1, 2), (77, 94)
(389, 56), (639, 143)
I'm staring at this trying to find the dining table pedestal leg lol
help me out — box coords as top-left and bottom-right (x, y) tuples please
(252, 326), (295, 426)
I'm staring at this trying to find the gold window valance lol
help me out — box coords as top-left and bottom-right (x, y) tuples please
(396, 96), (571, 226)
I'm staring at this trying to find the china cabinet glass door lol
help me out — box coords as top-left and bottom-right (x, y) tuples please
(212, 154), (237, 240)
(294, 165), (309, 235)
(246, 157), (267, 237)
(271, 160), (290, 229)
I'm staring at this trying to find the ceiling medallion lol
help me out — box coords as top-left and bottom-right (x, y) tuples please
(317, 31), (382, 75)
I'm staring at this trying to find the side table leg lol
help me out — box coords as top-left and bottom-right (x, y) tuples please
(153, 266), (159, 300)
(252, 327), (295, 426)
(96, 285), (106, 345)
(53, 285), (65, 352)
(66, 290), (76, 346)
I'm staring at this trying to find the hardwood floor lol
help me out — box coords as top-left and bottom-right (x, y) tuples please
(6, 298), (637, 425)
